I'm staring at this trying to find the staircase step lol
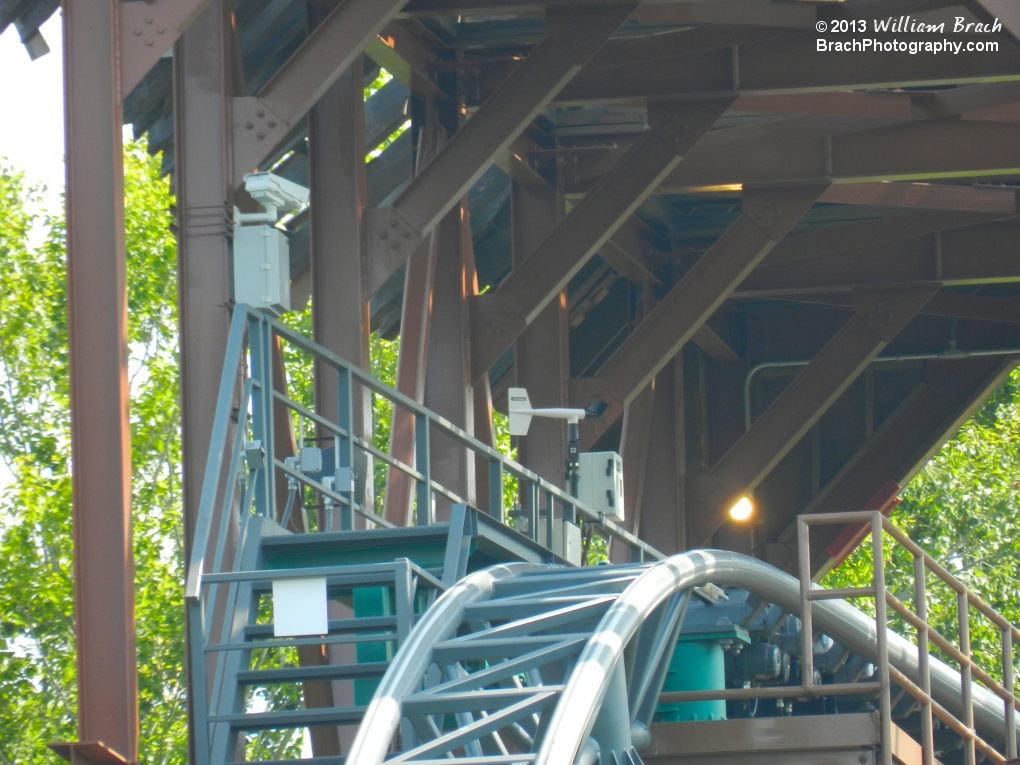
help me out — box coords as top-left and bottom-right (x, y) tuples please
(208, 705), (367, 730)
(237, 661), (388, 685)
(244, 616), (397, 639)
(259, 525), (452, 571)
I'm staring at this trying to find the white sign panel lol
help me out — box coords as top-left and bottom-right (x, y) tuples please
(272, 577), (328, 637)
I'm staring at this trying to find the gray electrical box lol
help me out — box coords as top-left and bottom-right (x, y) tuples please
(579, 451), (625, 522)
(233, 224), (291, 315)
(538, 518), (583, 566)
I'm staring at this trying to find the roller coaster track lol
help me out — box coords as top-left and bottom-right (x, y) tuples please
(346, 551), (1020, 765)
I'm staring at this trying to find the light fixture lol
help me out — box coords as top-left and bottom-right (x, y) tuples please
(728, 496), (754, 522)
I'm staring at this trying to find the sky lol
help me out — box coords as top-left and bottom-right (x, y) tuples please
(0, 11), (65, 210)
(0, 12), (64, 491)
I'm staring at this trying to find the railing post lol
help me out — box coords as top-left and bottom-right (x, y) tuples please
(1004, 627), (1016, 759)
(527, 480), (539, 541)
(188, 598), (211, 765)
(797, 517), (815, 693)
(959, 590), (976, 765)
(337, 366), (355, 530)
(415, 413), (432, 526)
(544, 490), (554, 551)
(872, 512), (893, 765)
(248, 314), (276, 518)
(489, 458), (504, 524)
(915, 554), (935, 765)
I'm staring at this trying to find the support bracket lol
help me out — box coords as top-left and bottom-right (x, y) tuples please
(50, 742), (129, 765)
(120, 0), (211, 95)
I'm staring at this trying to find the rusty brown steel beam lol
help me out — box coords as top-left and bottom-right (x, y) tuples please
(581, 25), (802, 73)
(557, 27), (1020, 103)
(818, 182), (1020, 213)
(57, 0), (137, 761)
(658, 119), (1020, 192)
(512, 181), (570, 487)
(311, 60), (374, 523)
(384, 125), (443, 527)
(172, 5), (239, 758)
(688, 285), (940, 546)
(560, 84), (1020, 192)
(366, 19), (447, 101)
(636, 359), (686, 555)
(779, 291), (1020, 325)
(732, 91), (914, 118)
(364, 3), (636, 277)
(470, 98), (733, 382)
(425, 200), (483, 519)
(174, 0), (238, 575)
(405, 0), (819, 27)
(772, 355), (1018, 577)
(735, 218), (1020, 296)
(121, 0), (212, 94)
(765, 210), (1007, 267)
(233, 0), (407, 185)
(592, 184), (828, 406)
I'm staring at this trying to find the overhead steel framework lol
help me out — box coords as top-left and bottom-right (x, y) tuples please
(4, 0), (1020, 761)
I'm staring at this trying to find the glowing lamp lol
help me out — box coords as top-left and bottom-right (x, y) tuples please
(728, 496), (754, 522)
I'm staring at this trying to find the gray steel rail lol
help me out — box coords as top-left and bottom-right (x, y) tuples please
(347, 551), (1020, 765)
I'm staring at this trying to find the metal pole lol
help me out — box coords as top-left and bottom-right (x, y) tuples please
(338, 366), (355, 530)
(62, 0), (137, 758)
(798, 518), (815, 691)
(915, 554), (935, 765)
(872, 512), (893, 765)
(1004, 627), (1016, 759)
(960, 590), (976, 765)
(415, 413), (432, 526)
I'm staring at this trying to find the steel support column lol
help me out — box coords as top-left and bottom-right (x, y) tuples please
(174, 0), (235, 580)
(383, 127), (442, 527)
(511, 181), (568, 485)
(638, 356), (687, 556)
(58, 0), (136, 761)
(172, 6), (239, 761)
(423, 201), (480, 519)
(364, 3), (637, 277)
(594, 183), (828, 406)
(689, 285), (939, 546)
(310, 58), (373, 518)
(471, 97), (732, 381)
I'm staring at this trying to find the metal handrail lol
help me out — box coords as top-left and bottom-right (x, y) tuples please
(799, 511), (1020, 765)
(186, 305), (663, 604)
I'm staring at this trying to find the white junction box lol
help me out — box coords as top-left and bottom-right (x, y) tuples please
(579, 451), (625, 523)
(538, 518), (583, 566)
(233, 224), (291, 315)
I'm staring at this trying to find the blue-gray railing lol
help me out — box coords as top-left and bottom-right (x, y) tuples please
(183, 304), (662, 761)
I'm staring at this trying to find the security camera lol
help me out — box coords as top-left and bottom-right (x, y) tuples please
(235, 172), (309, 227)
(244, 172), (309, 214)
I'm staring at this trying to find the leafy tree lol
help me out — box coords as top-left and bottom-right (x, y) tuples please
(0, 146), (186, 765)
(826, 368), (1020, 681)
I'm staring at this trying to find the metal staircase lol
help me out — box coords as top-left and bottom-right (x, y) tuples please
(186, 306), (1020, 765)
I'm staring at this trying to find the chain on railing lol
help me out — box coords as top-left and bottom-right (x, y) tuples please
(799, 510), (1020, 765)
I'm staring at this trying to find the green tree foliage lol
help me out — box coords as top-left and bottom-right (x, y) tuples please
(826, 368), (1020, 681)
(0, 146), (187, 764)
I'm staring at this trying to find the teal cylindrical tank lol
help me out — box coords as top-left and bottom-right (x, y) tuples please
(656, 638), (727, 722)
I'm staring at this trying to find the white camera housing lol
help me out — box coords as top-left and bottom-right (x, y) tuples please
(243, 171), (309, 216)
